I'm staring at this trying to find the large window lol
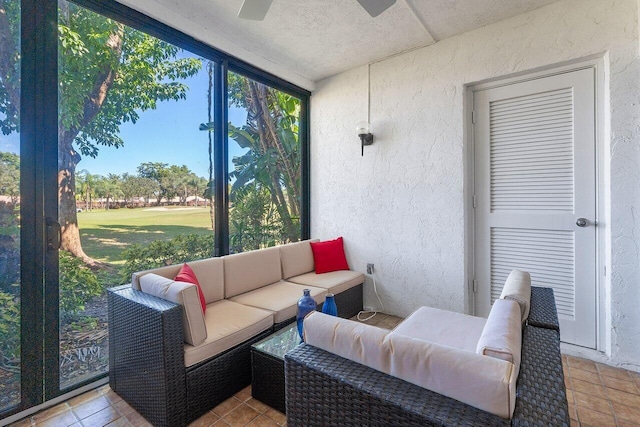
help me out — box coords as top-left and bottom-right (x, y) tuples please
(0, 0), (309, 420)
(0, 0), (20, 412)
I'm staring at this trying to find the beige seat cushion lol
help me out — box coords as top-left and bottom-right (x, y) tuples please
(131, 258), (224, 304)
(224, 247), (282, 298)
(393, 306), (486, 352)
(139, 273), (207, 346)
(229, 281), (327, 324)
(476, 299), (522, 374)
(279, 239), (318, 279)
(500, 269), (531, 323)
(287, 270), (364, 295)
(183, 300), (273, 367)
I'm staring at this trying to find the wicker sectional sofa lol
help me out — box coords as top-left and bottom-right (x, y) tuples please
(107, 239), (364, 426)
(285, 286), (569, 426)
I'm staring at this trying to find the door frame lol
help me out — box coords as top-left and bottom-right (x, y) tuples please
(464, 56), (607, 351)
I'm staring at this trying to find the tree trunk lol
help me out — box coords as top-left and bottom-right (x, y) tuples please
(58, 25), (123, 263)
(58, 139), (91, 262)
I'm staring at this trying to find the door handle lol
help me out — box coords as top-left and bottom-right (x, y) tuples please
(46, 217), (62, 250)
(576, 218), (596, 227)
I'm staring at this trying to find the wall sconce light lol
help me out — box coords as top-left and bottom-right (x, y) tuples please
(357, 121), (373, 156)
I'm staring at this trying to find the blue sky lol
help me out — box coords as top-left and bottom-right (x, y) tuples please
(0, 58), (250, 180)
(78, 63), (249, 179)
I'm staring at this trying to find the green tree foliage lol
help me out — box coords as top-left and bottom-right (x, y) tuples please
(226, 73), (302, 250)
(0, 1), (20, 136)
(137, 162), (198, 205)
(59, 251), (102, 315)
(0, 290), (19, 373)
(120, 234), (214, 283)
(0, 201), (19, 295)
(120, 173), (158, 206)
(0, 152), (19, 203)
(229, 184), (282, 252)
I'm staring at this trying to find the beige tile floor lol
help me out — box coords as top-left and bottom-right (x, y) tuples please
(8, 313), (640, 426)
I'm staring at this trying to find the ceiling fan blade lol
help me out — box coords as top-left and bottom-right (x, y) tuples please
(238, 0), (274, 21)
(356, 0), (397, 17)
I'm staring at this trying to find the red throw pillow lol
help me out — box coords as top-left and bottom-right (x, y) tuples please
(175, 263), (206, 314)
(310, 237), (350, 274)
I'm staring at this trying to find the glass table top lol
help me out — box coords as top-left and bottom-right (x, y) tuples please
(252, 323), (301, 360)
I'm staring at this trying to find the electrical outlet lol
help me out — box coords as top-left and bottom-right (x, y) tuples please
(366, 263), (374, 274)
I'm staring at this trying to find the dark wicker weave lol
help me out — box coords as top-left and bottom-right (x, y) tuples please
(108, 280), (363, 426)
(513, 327), (569, 427)
(284, 287), (569, 427)
(108, 286), (186, 427)
(108, 286), (271, 427)
(252, 349), (288, 413)
(285, 344), (509, 426)
(528, 286), (560, 330)
(331, 282), (364, 319)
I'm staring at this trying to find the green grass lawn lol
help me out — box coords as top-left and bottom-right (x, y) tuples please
(79, 206), (213, 264)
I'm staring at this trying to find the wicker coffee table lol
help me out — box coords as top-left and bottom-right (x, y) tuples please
(251, 323), (301, 413)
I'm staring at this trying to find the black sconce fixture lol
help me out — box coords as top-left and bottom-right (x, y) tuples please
(357, 121), (373, 156)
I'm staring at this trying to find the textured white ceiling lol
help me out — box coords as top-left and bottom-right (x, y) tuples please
(117, 0), (560, 90)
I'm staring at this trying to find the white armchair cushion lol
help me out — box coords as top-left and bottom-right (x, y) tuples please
(303, 312), (391, 374)
(139, 273), (207, 346)
(385, 332), (517, 419)
(476, 299), (522, 374)
(500, 269), (531, 323)
(392, 306), (486, 352)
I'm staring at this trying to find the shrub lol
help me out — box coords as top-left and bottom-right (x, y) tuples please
(59, 251), (102, 315)
(0, 202), (20, 295)
(120, 233), (214, 283)
(0, 291), (20, 368)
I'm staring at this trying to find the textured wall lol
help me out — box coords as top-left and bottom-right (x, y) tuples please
(311, 0), (640, 369)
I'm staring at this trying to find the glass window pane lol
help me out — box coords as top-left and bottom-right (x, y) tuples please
(0, 0), (21, 412)
(227, 72), (302, 252)
(57, 0), (215, 389)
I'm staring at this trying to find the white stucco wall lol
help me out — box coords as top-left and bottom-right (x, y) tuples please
(311, 0), (640, 369)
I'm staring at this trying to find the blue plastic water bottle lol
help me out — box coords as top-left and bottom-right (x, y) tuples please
(322, 293), (338, 317)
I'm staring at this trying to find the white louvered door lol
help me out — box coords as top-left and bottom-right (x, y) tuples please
(473, 68), (596, 348)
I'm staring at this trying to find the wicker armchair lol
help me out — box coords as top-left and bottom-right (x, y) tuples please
(284, 287), (569, 427)
(107, 285), (271, 426)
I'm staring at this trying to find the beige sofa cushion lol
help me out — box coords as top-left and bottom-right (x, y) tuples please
(139, 273), (207, 346)
(184, 300), (273, 367)
(500, 270), (531, 323)
(224, 247), (282, 298)
(279, 239), (318, 279)
(131, 258), (224, 304)
(392, 306), (486, 352)
(287, 270), (364, 295)
(476, 299), (522, 373)
(229, 281), (326, 324)
(385, 332), (517, 419)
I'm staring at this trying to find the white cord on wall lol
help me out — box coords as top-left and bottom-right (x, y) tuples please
(357, 273), (384, 322)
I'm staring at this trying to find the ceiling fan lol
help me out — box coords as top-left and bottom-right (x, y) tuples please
(238, 0), (397, 20)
